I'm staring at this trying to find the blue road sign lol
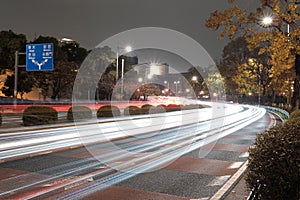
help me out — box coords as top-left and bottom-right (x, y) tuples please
(26, 43), (54, 71)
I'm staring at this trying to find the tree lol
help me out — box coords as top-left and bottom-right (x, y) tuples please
(75, 46), (116, 100)
(186, 66), (205, 97)
(31, 36), (81, 100)
(206, 0), (300, 108)
(60, 41), (88, 64)
(2, 71), (34, 99)
(32, 36), (67, 62)
(96, 71), (115, 100)
(233, 58), (272, 104)
(205, 72), (225, 100)
(219, 37), (254, 100)
(49, 61), (78, 100)
(0, 30), (26, 72)
(138, 83), (161, 100)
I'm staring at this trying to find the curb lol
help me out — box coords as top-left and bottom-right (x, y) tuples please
(210, 160), (248, 200)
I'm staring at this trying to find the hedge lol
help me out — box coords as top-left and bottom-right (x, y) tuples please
(181, 104), (204, 110)
(97, 105), (121, 118)
(23, 106), (58, 126)
(288, 109), (300, 120)
(165, 104), (181, 112)
(246, 110), (300, 199)
(140, 104), (155, 114)
(124, 106), (142, 116)
(148, 105), (166, 114)
(67, 106), (93, 121)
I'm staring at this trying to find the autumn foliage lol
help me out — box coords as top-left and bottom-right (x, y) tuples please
(206, 0), (300, 107)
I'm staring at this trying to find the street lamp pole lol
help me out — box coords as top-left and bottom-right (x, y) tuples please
(116, 50), (119, 81)
(174, 81), (180, 95)
(116, 45), (132, 101)
(121, 58), (125, 100)
(164, 81), (170, 96)
(192, 76), (198, 98)
(258, 65), (261, 106)
(262, 12), (299, 107)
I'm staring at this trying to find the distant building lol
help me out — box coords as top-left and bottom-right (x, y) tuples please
(133, 63), (169, 79)
(59, 37), (77, 46)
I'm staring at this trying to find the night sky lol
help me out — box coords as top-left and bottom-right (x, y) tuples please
(1, 0), (259, 61)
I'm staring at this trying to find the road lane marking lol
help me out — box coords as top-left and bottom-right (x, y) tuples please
(210, 161), (248, 200)
(239, 152), (249, 158)
(227, 162), (243, 169)
(207, 175), (230, 186)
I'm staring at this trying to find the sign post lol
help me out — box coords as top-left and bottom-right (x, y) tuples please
(13, 43), (54, 105)
(13, 51), (26, 105)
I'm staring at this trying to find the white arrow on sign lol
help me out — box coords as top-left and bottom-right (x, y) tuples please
(31, 59), (48, 70)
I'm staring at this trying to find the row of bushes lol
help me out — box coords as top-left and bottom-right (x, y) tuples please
(22, 104), (204, 126)
(246, 109), (300, 199)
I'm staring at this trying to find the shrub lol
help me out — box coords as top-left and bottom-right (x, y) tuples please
(288, 109), (300, 120)
(181, 104), (203, 110)
(124, 106), (142, 116)
(150, 105), (166, 114)
(97, 105), (120, 118)
(246, 118), (300, 199)
(140, 104), (154, 114)
(23, 106), (58, 126)
(67, 106), (93, 121)
(165, 104), (181, 112)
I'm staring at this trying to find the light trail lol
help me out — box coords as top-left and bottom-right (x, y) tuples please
(58, 106), (266, 200)
(0, 103), (266, 199)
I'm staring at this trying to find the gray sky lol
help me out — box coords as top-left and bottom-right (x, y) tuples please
(0, 0), (258, 61)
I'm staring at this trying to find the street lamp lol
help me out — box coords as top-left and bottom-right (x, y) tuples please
(213, 92), (218, 101)
(192, 76), (197, 82)
(164, 80), (169, 87)
(261, 12), (300, 107)
(261, 16), (274, 27)
(116, 45), (132, 80)
(164, 80), (170, 96)
(174, 81), (180, 95)
(116, 45), (132, 100)
(191, 76), (198, 98)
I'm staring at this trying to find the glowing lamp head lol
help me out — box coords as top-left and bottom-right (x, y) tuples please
(125, 46), (132, 53)
(262, 16), (273, 27)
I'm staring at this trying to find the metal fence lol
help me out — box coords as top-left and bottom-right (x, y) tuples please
(261, 106), (289, 121)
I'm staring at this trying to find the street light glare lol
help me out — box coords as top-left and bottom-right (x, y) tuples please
(125, 46), (132, 52)
(262, 16), (273, 27)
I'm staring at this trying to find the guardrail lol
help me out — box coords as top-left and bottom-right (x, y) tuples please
(261, 106), (289, 121)
(247, 180), (261, 200)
